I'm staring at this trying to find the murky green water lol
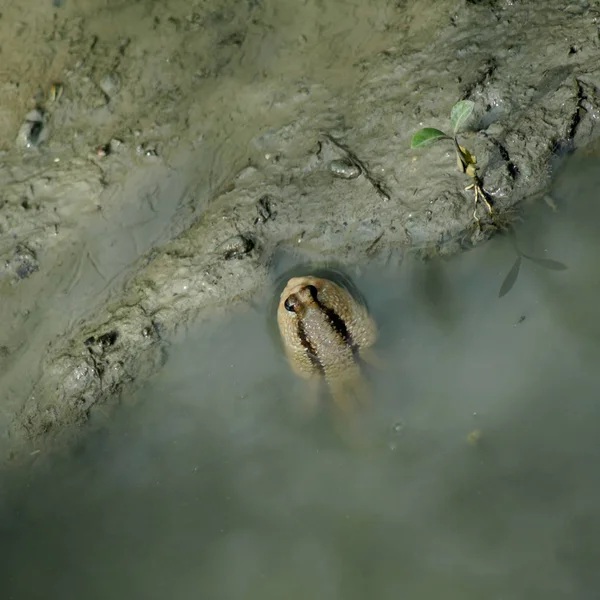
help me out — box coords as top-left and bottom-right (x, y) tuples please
(2, 151), (600, 599)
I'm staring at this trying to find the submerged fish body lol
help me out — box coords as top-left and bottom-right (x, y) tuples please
(276, 275), (378, 416)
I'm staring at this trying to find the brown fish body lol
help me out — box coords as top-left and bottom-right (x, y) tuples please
(276, 275), (377, 416)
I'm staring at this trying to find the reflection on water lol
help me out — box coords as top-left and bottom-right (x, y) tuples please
(1, 152), (600, 599)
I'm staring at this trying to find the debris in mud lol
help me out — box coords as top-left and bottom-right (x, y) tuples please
(84, 330), (119, 354)
(4, 245), (40, 282)
(513, 315), (526, 327)
(47, 83), (64, 105)
(96, 144), (110, 158)
(136, 142), (159, 158)
(109, 138), (124, 153)
(216, 234), (255, 259)
(141, 324), (157, 338)
(254, 195), (277, 225)
(95, 138), (124, 158)
(15, 110), (46, 149)
(328, 158), (361, 179)
(321, 133), (391, 201)
(99, 72), (121, 99)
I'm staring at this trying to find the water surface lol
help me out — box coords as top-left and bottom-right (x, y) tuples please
(1, 152), (600, 599)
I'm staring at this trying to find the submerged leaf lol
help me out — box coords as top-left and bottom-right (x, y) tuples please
(499, 255), (522, 298)
(522, 255), (568, 271)
(410, 128), (451, 149)
(451, 100), (475, 133)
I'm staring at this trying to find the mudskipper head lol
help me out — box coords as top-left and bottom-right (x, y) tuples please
(280, 277), (322, 320)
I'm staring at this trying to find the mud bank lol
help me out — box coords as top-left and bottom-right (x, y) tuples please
(1, 0), (599, 460)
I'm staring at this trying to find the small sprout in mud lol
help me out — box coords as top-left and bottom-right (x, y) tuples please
(411, 100), (493, 224)
(410, 100), (474, 151)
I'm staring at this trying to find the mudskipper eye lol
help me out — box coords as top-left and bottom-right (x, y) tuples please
(284, 295), (298, 312)
(306, 285), (318, 300)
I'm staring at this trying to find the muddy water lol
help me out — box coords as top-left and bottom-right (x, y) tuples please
(0, 150), (599, 599)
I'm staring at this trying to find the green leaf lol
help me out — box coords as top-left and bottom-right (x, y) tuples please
(499, 255), (522, 298)
(450, 100), (475, 134)
(410, 128), (451, 149)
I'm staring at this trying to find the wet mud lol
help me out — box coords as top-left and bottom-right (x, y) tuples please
(1, 0), (600, 460)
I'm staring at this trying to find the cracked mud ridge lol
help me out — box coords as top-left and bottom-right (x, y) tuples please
(0, 0), (600, 460)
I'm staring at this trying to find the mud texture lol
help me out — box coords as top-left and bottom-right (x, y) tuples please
(1, 0), (600, 460)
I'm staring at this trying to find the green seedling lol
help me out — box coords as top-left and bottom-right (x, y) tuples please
(411, 100), (492, 223)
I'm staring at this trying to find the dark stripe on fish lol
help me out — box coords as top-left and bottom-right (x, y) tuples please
(313, 298), (359, 358)
(296, 320), (325, 374)
(306, 284), (354, 348)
